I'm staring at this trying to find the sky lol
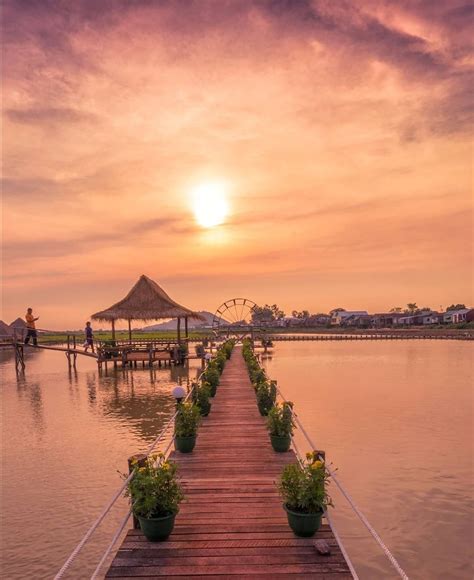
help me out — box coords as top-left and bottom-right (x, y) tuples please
(2, 0), (473, 329)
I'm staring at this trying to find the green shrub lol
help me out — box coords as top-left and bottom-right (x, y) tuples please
(203, 366), (220, 389)
(126, 455), (184, 518)
(215, 351), (227, 373)
(267, 402), (295, 437)
(175, 402), (201, 437)
(279, 452), (332, 514)
(196, 383), (212, 415)
(256, 380), (277, 415)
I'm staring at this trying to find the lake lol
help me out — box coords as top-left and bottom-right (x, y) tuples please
(1, 341), (472, 579)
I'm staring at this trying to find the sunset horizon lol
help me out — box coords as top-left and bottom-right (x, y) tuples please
(2, 0), (472, 329)
(1, 3), (473, 579)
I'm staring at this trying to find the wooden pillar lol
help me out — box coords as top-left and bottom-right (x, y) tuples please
(111, 319), (116, 341)
(184, 316), (189, 339)
(128, 319), (132, 341)
(177, 317), (181, 343)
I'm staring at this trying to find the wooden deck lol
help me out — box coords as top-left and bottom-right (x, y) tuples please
(106, 347), (353, 578)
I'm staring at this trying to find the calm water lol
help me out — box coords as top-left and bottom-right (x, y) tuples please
(1, 342), (472, 579)
(262, 341), (473, 580)
(1, 348), (202, 579)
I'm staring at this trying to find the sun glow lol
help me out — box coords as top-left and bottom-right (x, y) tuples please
(191, 182), (229, 228)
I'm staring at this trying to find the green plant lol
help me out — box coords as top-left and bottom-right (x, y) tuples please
(279, 452), (332, 514)
(222, 339), (235, 359)
(175, 402), (201, 437)
(203, 365), (220, 389)
(196, 382), (212, 415)
(256, 380), (277, 415)
(215, 351), (227, 373)
(126, 455), (184, 518)
(267, 402), (295, 437)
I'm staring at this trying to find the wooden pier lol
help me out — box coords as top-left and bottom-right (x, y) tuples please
(106, 347), (352, 578)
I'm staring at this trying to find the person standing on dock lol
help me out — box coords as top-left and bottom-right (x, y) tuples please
(24, 308), (39, 346)
(84, 321), (95, 353)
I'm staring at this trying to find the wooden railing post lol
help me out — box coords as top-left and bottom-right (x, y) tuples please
(128, 453), (147, 529)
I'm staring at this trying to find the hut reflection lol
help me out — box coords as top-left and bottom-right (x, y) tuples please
(96, 364), (201, 442)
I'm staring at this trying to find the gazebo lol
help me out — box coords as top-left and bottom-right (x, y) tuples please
(91, 274), (204, 341)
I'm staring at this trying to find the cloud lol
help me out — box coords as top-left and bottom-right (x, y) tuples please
(1, 0), (472, 326)
(5, 107), (98, 125)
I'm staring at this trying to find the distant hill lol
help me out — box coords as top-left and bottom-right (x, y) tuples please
(142, 311), (228, 331)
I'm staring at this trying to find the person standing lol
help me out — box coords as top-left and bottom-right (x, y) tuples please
(84, 321), (94, 353)
(24, 308), (39, 346)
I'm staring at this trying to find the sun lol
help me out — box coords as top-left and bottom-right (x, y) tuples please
(191, 182), (229, 228)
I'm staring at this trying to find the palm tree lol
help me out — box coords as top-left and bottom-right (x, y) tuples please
(390, 307), (402, 313)
(406, 303), (418, 313)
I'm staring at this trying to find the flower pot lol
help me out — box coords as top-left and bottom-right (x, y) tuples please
(175, 435), (197, 453)
(199, 401), (211, 416)
(270, 434), (291, 452)
(137, 513), (176, 541)
(283, 504), (323, 537)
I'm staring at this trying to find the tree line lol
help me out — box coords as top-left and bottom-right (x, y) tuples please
(251, 303), (467, 324)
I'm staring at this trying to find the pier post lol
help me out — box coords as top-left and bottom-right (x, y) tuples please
(128, 453), (147, 529)
(15, 343), (25, 373)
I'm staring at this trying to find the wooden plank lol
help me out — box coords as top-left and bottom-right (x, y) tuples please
(105, 347), (353, 578)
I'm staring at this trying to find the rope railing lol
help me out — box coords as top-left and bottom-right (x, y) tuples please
(54, 363), (209, 580)
(289, 435), (360, 580)
(274, 384), (410, 580)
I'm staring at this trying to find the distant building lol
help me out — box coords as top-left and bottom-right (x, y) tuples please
(445, 308), (474, 324)
(342, 314), (372, 328)
(371, 313), (407, 327)
(330, 310), (369, 326)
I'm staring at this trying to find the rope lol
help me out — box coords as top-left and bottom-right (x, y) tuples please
(89, 510), (132, 580)
(54, 368), (205, 579)
(276, 385), (409, 580)
(290, 437), (360, 579)
(90, 422), (180, 579)
(53, 473), (134, 580)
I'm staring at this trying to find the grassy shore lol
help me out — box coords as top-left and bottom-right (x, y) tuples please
(35, 330), (212, 344)
(35, 323), (474, 344)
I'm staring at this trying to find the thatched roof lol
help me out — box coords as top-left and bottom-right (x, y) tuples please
(91, 275), (204, 322)
(0, 320), (14, 335)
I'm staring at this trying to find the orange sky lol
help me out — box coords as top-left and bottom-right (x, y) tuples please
(2, 0), (473, 329)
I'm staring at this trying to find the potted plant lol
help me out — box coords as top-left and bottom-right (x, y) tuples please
(267, 402), (295, 452)
(196, 382), (212, 416)
(177, 343), (188, 364)
(222, 340), (234, 359)
(255, 380), (277, 416)
(126, 455), (184, 541)
(215, 351), (227, 373)
(278, 452), (332, 537)
(203, 366), (220, 397)
(174, 402), (201, 452)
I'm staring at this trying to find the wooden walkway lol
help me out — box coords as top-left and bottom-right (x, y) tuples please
(106, 347), (353, 578)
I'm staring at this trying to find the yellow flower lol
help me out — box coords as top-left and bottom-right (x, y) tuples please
(138, 467), (146, 473)
(311, 460), (324, 470)
(306, 452), (313, 461)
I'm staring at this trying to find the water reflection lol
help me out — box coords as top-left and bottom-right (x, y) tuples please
(2, 348), (202, 579)
(263, 341), (473, 580)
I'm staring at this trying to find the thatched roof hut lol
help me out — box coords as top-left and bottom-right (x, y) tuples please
(91, 275), (203, 340)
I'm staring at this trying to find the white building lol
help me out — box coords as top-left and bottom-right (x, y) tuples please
(330, 310), (368, 326)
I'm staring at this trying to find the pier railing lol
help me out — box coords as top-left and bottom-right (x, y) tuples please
(270, 371), (410, 579)
(53, 362), (210, 580)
